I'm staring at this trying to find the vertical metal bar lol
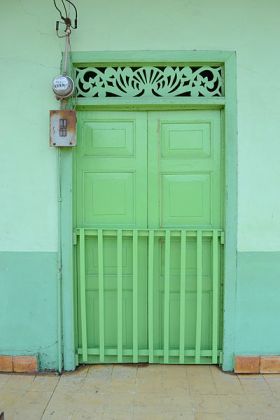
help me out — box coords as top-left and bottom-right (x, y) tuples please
(148, 230), (154, 363)
(117, 230), (123, 363)
(79, 228), (88, 362)
(164, 230), (171, 364)
(195, 230), (203, 364)
(98, 229), (105, 362)
(133, 230), (138, 363)
(212, 230), (219, 363)
(179, 230), (186, 364)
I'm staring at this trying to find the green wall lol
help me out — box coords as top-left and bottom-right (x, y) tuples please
(1, 1), (280, 254)
(0, 0), (280, 370)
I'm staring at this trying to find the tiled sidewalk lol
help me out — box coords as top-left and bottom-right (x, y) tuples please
(1, 365), (280, 419)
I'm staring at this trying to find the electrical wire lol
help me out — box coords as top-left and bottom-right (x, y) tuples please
(53, 0), (68, 21)
(53, 0), (78, 35)
(53, 0), (77, 102)
(60, 0), (68, 18)
(65, 0), (77, 16)
(65, 0), (78, 28)
(53, 0), (64, 20)
(62, 31), (71, 74)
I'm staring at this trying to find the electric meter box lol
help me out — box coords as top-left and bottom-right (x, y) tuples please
(50, 110), (76, 147)
(52, 75), (74, 99)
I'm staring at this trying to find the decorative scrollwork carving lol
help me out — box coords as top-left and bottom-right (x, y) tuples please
(75, 66), (223, 98)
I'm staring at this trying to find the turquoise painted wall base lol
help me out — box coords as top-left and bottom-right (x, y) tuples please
(0, 252), (58, 370)
(1, 251), (280, 371)
(235, 252), (280, 356)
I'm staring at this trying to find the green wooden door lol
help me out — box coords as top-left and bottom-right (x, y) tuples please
(75, 111), (148, 363)
(75, 110), (223, 364)
(147, 111), (222, 364)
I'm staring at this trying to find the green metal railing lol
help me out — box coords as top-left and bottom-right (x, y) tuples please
(76, 228), (223, 365)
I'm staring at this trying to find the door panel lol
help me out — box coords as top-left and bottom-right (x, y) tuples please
(148, 111), (222, 228)
(75, 112), (148, 363)
(148, 111), (222, 363)
(75, 110), (223, 364)
(76, 112), (147, 227)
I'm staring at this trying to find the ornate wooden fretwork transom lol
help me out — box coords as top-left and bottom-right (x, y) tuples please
(75, 65), (224, 98)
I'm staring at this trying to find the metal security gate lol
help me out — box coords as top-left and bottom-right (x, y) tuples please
(74, 110), (224, 365)
(76, 228), (223, 364)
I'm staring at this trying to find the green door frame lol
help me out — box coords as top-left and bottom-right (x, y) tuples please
(59, 50), (237, 371)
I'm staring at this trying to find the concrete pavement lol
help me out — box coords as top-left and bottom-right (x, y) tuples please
(1, 365), (280, 419)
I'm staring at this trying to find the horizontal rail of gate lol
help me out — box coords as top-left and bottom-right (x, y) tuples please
(75, 228), (224, 365)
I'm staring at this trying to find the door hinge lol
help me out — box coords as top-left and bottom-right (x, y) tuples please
(73, 231), (77, 246)
(220, 232), (225, 245)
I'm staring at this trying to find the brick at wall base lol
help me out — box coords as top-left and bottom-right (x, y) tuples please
(260, 356), (280, 373)
(0, 355), (38, 373)
(0, 356), (13, 372)
(13, 356), (38, 373)
(235, 355), (280, 374)
(234, 356), (260, 373)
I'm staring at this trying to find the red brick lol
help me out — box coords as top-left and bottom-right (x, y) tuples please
(13, 356), (38, 373)
(0, 355), (13, 372)
(235, 355), (260, 374)
(260, 356), (280, 373)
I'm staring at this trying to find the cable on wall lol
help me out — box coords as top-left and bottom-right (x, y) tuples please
(52, 0), (78, 100)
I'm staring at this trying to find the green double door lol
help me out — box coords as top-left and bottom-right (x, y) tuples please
(75, 110), (223, 364)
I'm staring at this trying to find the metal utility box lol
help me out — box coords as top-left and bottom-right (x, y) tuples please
(50, 110), (76, 147)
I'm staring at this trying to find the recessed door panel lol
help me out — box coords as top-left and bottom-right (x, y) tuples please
(161, 122), (211, 159)
(161, 173), (211, 225)
(83, 172), (135, 225)
(82, 121), (134, 157)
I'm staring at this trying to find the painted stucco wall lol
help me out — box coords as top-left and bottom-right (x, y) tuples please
(0, 0), (280, 370)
